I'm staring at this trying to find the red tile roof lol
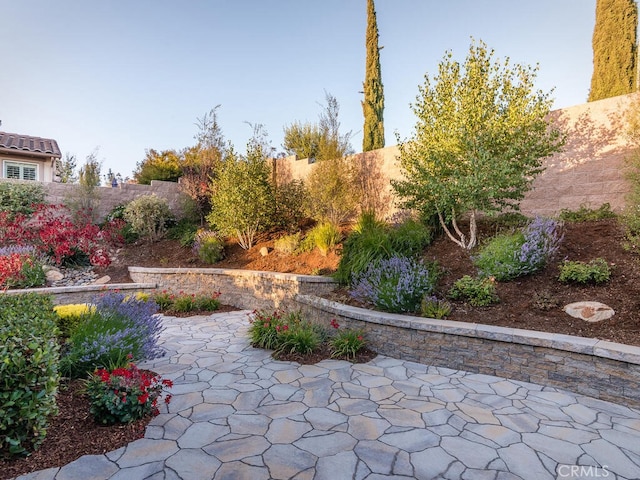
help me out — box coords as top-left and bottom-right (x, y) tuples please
(0, 131), (61, 158)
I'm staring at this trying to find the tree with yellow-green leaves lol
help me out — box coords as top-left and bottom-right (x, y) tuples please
(392, 40), (565, 250)
(362, 0), (384, 152)
(588, 0), (638, 101)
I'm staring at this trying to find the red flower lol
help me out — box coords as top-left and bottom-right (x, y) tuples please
(330, 319), (340, 329)
(137, 392), (150, 404)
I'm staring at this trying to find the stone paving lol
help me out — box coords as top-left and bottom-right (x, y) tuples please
(16, 311), (640, 480)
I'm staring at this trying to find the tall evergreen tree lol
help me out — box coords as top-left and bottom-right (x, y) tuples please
(362, 0), (385, 151)
(588, 0), (638, 101)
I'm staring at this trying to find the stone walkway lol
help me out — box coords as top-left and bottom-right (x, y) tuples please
(16, 311), (640, 480)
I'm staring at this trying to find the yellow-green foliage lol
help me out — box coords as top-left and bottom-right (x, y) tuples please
(54, 303), (95, 338)
(274, 232), (302, 255)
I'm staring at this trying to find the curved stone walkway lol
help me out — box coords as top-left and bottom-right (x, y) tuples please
(16, 311), (640, 480)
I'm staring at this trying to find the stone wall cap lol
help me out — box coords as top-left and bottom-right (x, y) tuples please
(2, 282), (157, 295)
(128, 266), (336, 284)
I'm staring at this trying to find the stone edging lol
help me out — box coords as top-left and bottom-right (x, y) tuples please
(295, 294), (640, 408)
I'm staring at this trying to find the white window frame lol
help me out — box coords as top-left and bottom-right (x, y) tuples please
(2, 160), (39, 181)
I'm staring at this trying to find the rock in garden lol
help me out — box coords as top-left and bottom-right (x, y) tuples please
(93, 275), (111, 285)
(563, 301), (615, 322)
(259, 246), (270, 257)
(45, 268), (64, 282)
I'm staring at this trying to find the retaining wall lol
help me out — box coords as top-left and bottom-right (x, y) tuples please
(128, 267), (336, 311)
(1, 282), (157, 305)
(275, 93), (638, 218)
(127, 266), (640, 408)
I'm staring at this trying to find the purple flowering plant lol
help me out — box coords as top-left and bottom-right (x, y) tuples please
(473, 216), (562, 281)
(60, 291), (165, 377)
(350, 255), (438, 313)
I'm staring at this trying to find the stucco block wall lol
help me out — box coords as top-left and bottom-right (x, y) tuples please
(40, 179), (186, 221)
(275, 93), (637, 218)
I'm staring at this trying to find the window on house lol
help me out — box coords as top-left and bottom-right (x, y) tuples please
(3, 161), (38, 181)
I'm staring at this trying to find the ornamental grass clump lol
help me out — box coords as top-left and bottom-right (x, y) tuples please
(85, 362), (173, 425)
(60, 292), (164, 378)
(350, 255), (438, 313)
(474, 216), (562, 281)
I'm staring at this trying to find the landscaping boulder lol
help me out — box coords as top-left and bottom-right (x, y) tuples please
(563, 301), (615, 322)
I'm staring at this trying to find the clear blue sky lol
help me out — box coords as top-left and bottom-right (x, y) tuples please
(1, 0), (596, 180)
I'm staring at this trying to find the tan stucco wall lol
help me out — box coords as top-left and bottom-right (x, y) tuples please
(0, 152), (56, 182)
(275, 93), (637, 218)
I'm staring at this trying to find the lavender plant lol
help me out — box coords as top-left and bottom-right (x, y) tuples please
(192, 229), (225, 264)
(473, 216), (562, 281)
(350, 255), (438, 313)
(60, 292), (164, 378)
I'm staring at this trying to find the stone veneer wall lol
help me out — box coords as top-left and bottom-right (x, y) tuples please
(128, 267), (337, 311)
(296, 294), (640, 409)
(0, 282), (157, 305)
(128, 266), (640, 408)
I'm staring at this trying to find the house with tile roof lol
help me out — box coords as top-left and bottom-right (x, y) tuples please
(0, 131), (62, 182)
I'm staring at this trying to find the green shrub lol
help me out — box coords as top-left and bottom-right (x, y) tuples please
(420, 296), (452, 319)
(448, 275), (499, 307)
(473, 217), (562, 281)
(192, 230), (225, 264)
(123, 194), (174, 242)
(0, 293), (60, 457)
(103, 204), (139, 243)
(558, 258), (612, 284)
(559, 203), (616, 222)
(167, 218), (199, 247)
(334, 212), (393, 285)
(273, 180), (308, 232)
(473, 231), (526, 281)
(0, 181), (45, 216)
(274, 232), (302, 255)
(207, 150), (274, 250)
(389, 218), (433, 257)
(621, 204), (640, 254)
(275, 321), (321, 356)
(308, 222), (342, 256)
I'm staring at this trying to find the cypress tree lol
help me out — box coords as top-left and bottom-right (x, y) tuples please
(362, 0), (385, 151)
(588, 0), (638, 101)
